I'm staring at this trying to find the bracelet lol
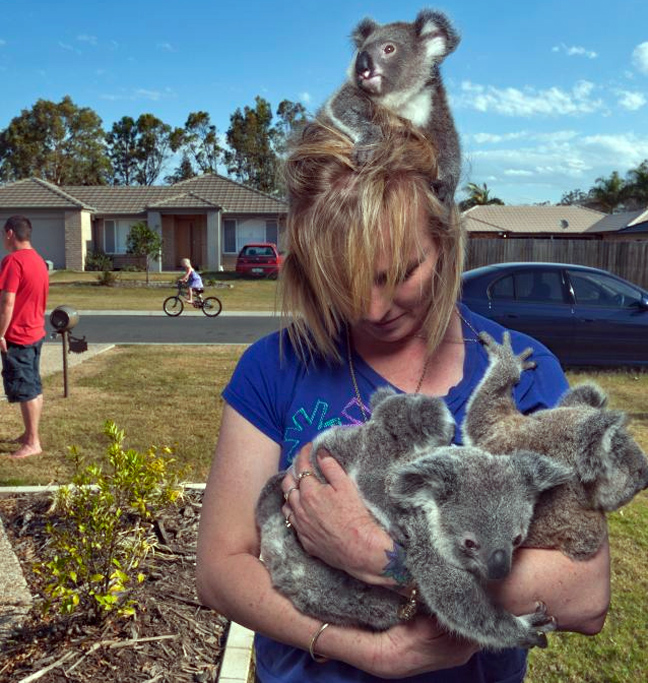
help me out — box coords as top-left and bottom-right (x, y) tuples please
(308, 621), (330, 663)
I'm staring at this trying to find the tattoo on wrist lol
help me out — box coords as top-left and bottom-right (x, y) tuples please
(382, 541), (412, 585)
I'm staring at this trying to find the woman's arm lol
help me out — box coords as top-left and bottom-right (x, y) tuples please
(196, 405), (478, 677)
(490, 538), (610, 635)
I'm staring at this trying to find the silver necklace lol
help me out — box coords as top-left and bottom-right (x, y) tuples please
(347, 308), (481, 422)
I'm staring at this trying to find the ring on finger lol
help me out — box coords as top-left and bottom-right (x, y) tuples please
(284, 485), (298, 502)
(284, 512), (293, 529)
(297, 470), (313, 487)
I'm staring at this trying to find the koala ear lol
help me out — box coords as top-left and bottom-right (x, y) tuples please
(369, 386), (397, 411)
(575, 410), (627, 483)
(389, 452), (457, 508)
(352, 17), (378, 46)
(559, 383), (607, 409)
(414, 10), (460, 57)
(512, 451), (573, 493)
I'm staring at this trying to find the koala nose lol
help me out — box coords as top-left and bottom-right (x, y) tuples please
(487, 549), (511, 580)
(355, 51), (373, 75)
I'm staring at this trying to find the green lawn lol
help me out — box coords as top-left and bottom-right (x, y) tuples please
(1, 316), (646, 681)
(47, 270), (281, 312)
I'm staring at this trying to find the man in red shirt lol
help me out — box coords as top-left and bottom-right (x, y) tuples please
(0, 215), (49, 458)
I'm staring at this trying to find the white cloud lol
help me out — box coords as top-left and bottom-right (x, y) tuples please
(157, 42), (176, 52)
(552, 43), (598, 59)
(457, 80), (604, 117)
(100, 87), (176, 102)
(299, 92), (312, 104)
(0, 39), (6, 47)
(632, 42), (648, 74)
(617, 90), (647, 111)
(503, 169), (535, 176)
(58, 41), (75, 51)
(77, 34), (98, 46)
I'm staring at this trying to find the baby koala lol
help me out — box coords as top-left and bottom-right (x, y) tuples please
(321, 8), (461, 201)
(256, 389), (570, 649)
(463, 332), (648, 560)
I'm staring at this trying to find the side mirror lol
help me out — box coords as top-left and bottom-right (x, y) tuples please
(50, 305), (79, 332)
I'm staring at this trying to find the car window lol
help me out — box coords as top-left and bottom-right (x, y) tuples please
(489, 275), (515, 300)
(569, 271), (642, 308)
(514, 271), (565, 303)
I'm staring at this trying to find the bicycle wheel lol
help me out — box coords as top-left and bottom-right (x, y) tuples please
(163, 296), (184, 316)
(201, 296), (222, 317)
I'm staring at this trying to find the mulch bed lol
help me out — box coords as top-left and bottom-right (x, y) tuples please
(0, 490), (229, 683)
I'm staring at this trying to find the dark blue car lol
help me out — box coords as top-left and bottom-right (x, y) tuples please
(461, 262), (648, 367)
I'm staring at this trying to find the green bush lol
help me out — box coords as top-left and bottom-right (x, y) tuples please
(36, 421), (185, 619)
(85, 250), (113, 272)
(96, 270), (120, 287)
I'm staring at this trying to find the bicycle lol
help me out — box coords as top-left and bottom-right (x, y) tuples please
(163, 282), (222, 318)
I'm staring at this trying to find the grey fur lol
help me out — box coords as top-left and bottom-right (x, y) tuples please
(320, 8), (461, 202)
(463, 331), (648, 560)
(256, 389), (570, 648)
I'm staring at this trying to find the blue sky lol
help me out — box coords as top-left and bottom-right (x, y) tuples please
(1, 0), (647, 205)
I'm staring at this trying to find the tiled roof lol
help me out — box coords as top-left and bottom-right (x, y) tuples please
(0, 177), (93, 209)
(586, 208), (648, 233)
(0, 174), (287, 215)
(462, 205), (606, 235)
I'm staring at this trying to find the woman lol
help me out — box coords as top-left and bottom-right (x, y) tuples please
(196, 119), (610, 682)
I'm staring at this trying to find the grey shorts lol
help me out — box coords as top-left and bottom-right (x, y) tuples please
(1, 338), (44, 403)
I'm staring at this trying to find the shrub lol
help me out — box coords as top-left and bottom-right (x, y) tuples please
(36, 421), (185, 619)
(96, 270), (120, 287)
(85, 250), (113, 272)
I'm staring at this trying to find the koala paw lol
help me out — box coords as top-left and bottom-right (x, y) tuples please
(518, 601), (556, 649)
(480, 331), (535, 380)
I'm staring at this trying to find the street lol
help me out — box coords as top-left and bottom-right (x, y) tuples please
(43, 313), (281, 345)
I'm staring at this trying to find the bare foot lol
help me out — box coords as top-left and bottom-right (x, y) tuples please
(10, 443), (42, 459)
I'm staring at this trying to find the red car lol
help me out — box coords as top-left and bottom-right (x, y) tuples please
(235, 243), (283, 278)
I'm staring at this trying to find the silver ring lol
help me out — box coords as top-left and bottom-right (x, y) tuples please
(284, 486), (298, 502)
(284, 513), (293, 529)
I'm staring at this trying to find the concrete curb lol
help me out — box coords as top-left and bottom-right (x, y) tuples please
(219, 622), (255, 682)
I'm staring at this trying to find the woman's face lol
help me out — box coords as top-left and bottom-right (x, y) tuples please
(353, 214), (438, 345)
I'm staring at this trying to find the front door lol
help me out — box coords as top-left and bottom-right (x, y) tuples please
(175, 217), (204, 268)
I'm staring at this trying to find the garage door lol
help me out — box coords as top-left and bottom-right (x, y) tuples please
(0, 214), (66, 269)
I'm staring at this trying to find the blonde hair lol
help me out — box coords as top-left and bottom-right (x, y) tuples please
(181, 258), (191, 268)
(280, 114), (465, 362)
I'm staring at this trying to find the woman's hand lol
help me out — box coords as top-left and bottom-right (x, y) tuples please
(330, 614), (480, 679)
(281, 444), (395, 585)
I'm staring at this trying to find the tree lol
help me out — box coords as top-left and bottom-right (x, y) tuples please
(459, 182), (505, 211)
(170, 111), (223, 176)
(0, 96), (110, 185)
(105, 114), (173, 186)
(126, 221), (163, 284)
(558, 188), (590, 206)
(626, 160), (648, 207)
(223, 97), (306, 195)
(164, 155), (196, 185)
(589, 171), (627, 213)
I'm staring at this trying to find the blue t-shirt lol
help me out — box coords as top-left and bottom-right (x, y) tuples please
(223, 304), (568, 683)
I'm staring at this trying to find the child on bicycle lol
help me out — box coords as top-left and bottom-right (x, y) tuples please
(179, 258), (204, 304)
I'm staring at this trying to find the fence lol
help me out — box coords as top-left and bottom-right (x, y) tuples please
(465, 239), (648, 289)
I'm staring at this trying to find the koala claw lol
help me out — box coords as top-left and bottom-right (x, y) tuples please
(479, 331), (536, 376)
(518, 602), (557, 648)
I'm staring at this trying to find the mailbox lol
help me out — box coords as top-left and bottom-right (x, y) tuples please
(50, 305), (79, 332)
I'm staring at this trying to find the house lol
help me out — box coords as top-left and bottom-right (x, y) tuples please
(0, 174), (287, 271)
(585, 208), (648, 241)
(462, 205), (607, 239)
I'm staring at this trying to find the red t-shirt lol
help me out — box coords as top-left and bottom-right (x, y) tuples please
(0, 249), (49, 345)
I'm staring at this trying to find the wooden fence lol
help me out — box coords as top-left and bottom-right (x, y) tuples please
(465, 239), (648, 289)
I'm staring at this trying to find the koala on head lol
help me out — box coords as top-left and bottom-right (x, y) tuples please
(321, 8), (461, 201)
(256, 389), (570, 649)
(463, 331), (648, 560)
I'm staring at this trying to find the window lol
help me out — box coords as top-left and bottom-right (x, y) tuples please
(569, 271), (642, 308)
(103, 219), (143, 254)
(265, 220), (278, 246)
(224, 219), (237, 253)
(490, 275), (514, 300)
(514, 271), (565, 303)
